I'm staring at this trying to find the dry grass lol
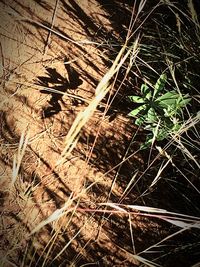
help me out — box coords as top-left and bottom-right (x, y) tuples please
(0, 0), (200, 266)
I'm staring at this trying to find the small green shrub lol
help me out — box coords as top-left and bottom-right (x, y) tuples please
(128, 74), (191, 148)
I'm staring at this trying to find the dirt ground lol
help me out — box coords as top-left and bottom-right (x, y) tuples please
(0, 1), (200, 266)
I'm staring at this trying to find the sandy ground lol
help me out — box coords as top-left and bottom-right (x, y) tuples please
(1, 1), (199, 266)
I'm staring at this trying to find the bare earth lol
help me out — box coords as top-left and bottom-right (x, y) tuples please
(0, 1), (199, 267)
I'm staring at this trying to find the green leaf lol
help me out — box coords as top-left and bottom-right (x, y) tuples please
(128, 95), (145, 103)
(147, 108), (157, 123)
(154, 73), (167, 97)
(171, 123), (181, 132)
(128, 74), (191, 147)
(140, 135), (154, 149)
(128, 104), (146, 117)
(177, 96), (191, 107)
(156, 91), (179, 107)
(135, 115), (146, 126)
(157, 132), (168, 140)
(163, 107), (174, 117)
(141, 84), (152, 99)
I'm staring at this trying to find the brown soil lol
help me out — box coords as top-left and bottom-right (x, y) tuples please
(0, 1), (200, 267)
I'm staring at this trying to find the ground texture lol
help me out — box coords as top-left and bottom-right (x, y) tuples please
(0, 1), (200, 266)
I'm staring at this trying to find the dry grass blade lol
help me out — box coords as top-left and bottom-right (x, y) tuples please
(164, 219), (200, 228)
(12, 129), (29, 186)
(131, 255), (161, 267)
(57, 37), (140, 165)
(19, 16), (102, 46)
(99, 203), (200, 228)
(43, 0), (59, 56)
(188, 0), (199, 29)
(191, 262), (200, 267)
(1, 0), (199, 265)
(52, 227), (82, 263)
(30, 181), (97, 235)
(30, 193), (74, 235)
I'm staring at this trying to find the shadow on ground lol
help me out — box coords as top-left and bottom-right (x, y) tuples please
(1, 0), (200, 266)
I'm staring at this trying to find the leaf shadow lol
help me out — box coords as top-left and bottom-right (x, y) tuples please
(36, 57), (83, 118)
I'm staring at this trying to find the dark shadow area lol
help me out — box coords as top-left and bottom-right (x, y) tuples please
(37, 57), (83, 117)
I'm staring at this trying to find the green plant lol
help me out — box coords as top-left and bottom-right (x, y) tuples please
(128, 74), (191, 148)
